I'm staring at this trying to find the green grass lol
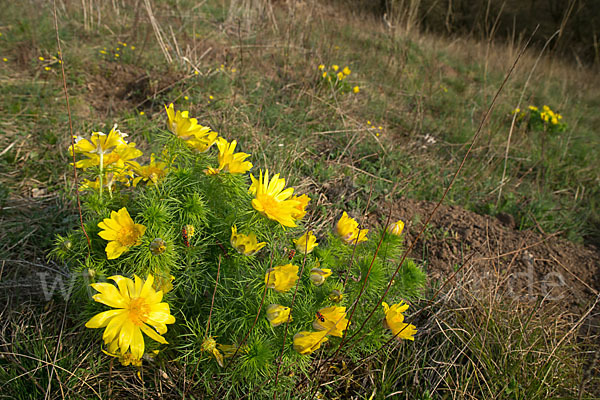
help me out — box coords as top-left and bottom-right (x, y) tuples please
(0, 0), (598, 398)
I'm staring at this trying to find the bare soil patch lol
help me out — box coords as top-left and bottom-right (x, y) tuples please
(383, 197), (599, 309)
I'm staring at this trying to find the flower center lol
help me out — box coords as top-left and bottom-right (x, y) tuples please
(128, 297), (150, 326)
(257, 194), (279, 216)
(118, 226), (138, 246)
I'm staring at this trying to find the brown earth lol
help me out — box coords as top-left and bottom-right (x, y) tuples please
(379, 197), (600, 310)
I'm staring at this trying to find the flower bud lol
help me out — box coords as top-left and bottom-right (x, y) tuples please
(387, 220), (404, 236)
(293, 231), (318, 254)
(266, 304), (291, 327)
(309, 267), (332, 286)
(328, 289), (343, 303)
(150, 238), (167, 255)
(61, 239), (73, 251)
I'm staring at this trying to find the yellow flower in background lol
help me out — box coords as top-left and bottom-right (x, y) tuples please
(322, 71), (328, 78)
(213, 137), (253, 174)
(79, 169), (134, 192)
(382, 301), (417, 341)
(266, 304), (292, 327)
(133, 153), (168, 186)
(291, 194), (310, 220)
(312, 306), (350, 337)
(528, 105), (538, 112)
(265, 263), (299, 292)
(342, 66), (351, 76)
(332, 65), (339, 71)
(387, 220), (404, 236)
(164, 103), (217, 152)
(293, 330), (328, 355)
(309, 267), (332, 286)
(201, 336), (224, 367)
(85, 274), (176, 360)
(98, 207), (146, 259)
(318, 64), (325, 71)
(294, 231), (318, 254)
(353, 86), (360, 93)
(249, 170), (301, 227)
(336, 71), (344, 80)
(152, 273), (174, 294)
(336, 212), (368, 244)
(230, 225), (266, 256)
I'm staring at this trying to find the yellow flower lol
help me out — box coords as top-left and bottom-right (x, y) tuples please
(152, 273), (174, 294)
(290, 194), (310, 220)
(332, 65), (339, 71)
(249, 170), (301, 227)
(265, 263), (299, 292)
(342, 66), (351, 75)
(322, 71), (327, 78)
(309, 267), (332, 286)
(98, 207), (146, 259)
(312, 306), (350, 337)
(336, 72), (344, 80)
(85, 274), (176, 359)
(293, 331), (328, 355)
(103, 339), (143, 367)
(70, 125), (128, 157)
(294, 231), (318, 254)
(133, 153), (168, 186)
(353, 86), (360, 93)
(318, 64), (325, 71)
(382, 301), (417, 341)
(164, 103), (217, 152)
(266, 304), (291, 327)
(528, 105), (538, 112)
(387, 220), (404, 236)
(336, 212), (368, 244)
(103, 142), (143, 169)
(212, 137), (253, 174)
(201, 336), (224, 367)
(230, 225), (266, 256)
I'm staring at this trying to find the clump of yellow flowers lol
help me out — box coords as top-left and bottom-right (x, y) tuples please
(513, 104), (566, 134)
(56, 102), (425, 395)
(317, 63), (359, 95)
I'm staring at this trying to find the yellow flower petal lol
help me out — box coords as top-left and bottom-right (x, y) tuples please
(85, 309), (126, 328)
(140, 323), (168, 344)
